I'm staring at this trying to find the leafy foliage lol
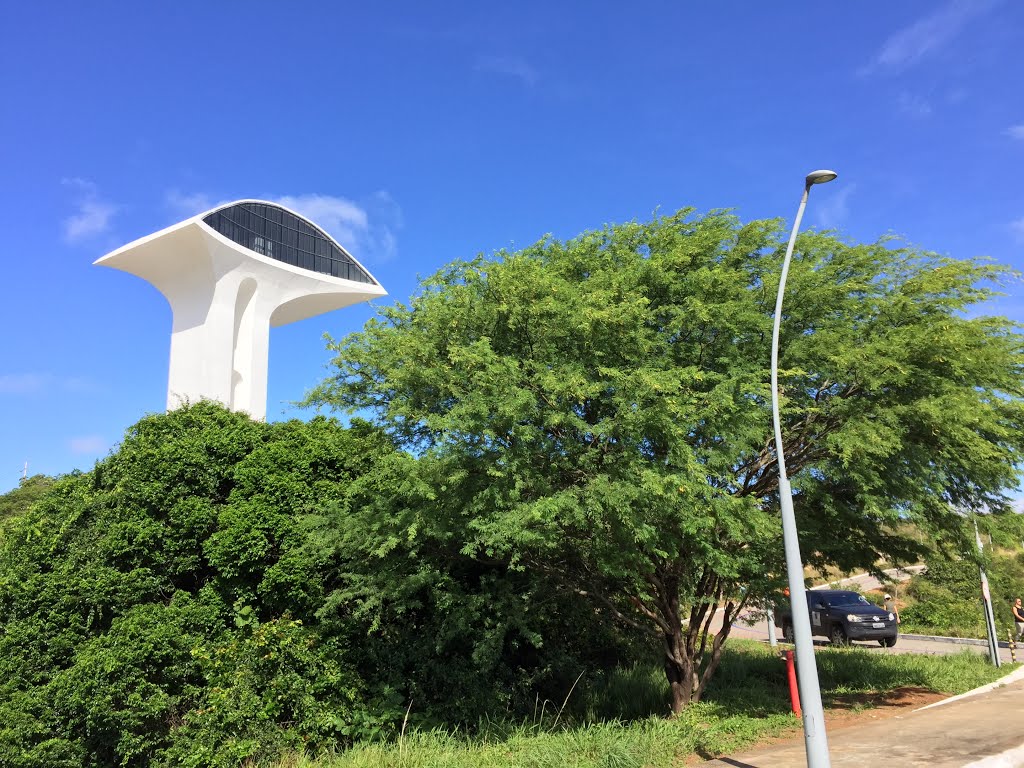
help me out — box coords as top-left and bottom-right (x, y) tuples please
(269, 642), (1009, 768)
(901, 520), (1024, 636)
(0, 474), (54, 529)
(4, 207), (1023, 763)
(161, 618), (362, 768)
(303, 449), (642, 726)
(306, 208), (1024, 712)
(0, 404), (388, 767)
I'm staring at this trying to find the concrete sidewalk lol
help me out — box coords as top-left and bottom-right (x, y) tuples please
(701, 670), (1024, 767)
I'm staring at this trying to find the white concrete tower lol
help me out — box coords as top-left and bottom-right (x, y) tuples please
(95, 200), (387, 420)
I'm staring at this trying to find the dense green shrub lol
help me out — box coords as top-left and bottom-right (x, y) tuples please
(978, 512), (1024, 551)
(304, 449), (647, 728)
(0, 474), (53, 529)
(900, 539), (1024, 637)
(0, 403), (632, 766)
(902, 578), (986, 637)
(160, 618), (364, 768)
(0, 404), (387, 767)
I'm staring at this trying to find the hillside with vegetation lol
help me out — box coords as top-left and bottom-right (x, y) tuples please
(2, 210), (1023, 767)
(896, 514), (1024, 638)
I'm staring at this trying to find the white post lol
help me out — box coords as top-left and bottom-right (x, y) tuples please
(771, 171), (837, 768)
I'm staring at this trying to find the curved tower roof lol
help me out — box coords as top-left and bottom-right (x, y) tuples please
(95, 199), (387, 419)
(202, 201), (377, 284)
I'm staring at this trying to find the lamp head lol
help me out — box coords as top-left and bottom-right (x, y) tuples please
(805, 169), (838, 186)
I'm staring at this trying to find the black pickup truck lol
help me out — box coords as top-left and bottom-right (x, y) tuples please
(774, 589), (898, 647)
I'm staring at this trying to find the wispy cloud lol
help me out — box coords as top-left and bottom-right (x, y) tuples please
(475, 55), (539, 87)
(1011, 217), (1024, 243)
(61, 178), (116, 243)
(275, 194), (368, 238)
(1005, 124), (1024, 140)
(274, 192), (402, 263)
(68, 435), (107, 455)
(814, 183), (856, 229)
(866, 0), (997, 74)
(167, 190), (403, 263)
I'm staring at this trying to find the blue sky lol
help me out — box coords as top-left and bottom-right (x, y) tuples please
(1, 1), (1023, 493)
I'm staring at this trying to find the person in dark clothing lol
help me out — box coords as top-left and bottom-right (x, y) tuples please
(1013, 597), (1024, 642)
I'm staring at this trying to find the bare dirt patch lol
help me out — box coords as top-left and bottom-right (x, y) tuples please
(823, 686), (944, 729)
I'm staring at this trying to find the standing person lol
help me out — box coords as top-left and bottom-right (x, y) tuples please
(884, 593), (900, 624)
(1012, 597), (1024, 642)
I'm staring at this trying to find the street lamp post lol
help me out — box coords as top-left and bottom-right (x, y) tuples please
(771, 169), (837, 768)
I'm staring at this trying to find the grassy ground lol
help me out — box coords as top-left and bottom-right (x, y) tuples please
(268, 641), (1014, 768)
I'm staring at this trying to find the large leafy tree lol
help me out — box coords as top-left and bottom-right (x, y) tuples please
(308, 209), (1024, 713)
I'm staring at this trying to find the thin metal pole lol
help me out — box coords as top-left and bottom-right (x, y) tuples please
(772, 184), (832, 768)
(985, 596), (1001, 666)
(975, 520), (1001, 667)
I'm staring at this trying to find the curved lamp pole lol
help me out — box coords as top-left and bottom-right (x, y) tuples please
(771, 169), (837, 768)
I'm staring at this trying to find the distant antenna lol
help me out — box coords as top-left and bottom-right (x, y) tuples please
(22, 461), (28, 480)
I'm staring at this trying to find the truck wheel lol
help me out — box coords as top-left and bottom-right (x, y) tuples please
(783, 623), (795, 643)
(879, 636), (897, 648)
(829, 625), (848, 647)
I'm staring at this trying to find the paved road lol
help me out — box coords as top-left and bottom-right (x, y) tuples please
(698, 567), (1024, 765)
(728, 617), (1017, 664)
(714, 566), (1018, 663)
(702, 669), (1024, 767)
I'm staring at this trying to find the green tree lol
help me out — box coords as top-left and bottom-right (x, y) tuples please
(307, 209), (1024, 714)
(303, 446), (643, 726)
(0, 404), (389, 766)
(0, 474), (54, 529)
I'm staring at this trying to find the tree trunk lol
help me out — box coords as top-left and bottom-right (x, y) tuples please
(665, 652), (685, 715)
(659, 589), (742, 714)
(663, 622), (696, 715)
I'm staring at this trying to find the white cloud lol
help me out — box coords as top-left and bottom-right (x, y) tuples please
(1011, 217), (1024, 243)
(274, 192), (402, 263)
(814, 183), (856, 229)
(275, 194), (368, 243)
(68, 435), (107, 455)
(1005, 124), (1024, 140)
(867, 0), (997, 73)
(165, 190), (403, 263)
(475, 55), (539, 87)
(61, 178), (116, 243)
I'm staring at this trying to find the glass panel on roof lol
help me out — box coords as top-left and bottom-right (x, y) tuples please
(202, 203), (376, 284)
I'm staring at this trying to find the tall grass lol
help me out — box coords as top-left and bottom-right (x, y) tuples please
(270, 641), (1015, 768)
